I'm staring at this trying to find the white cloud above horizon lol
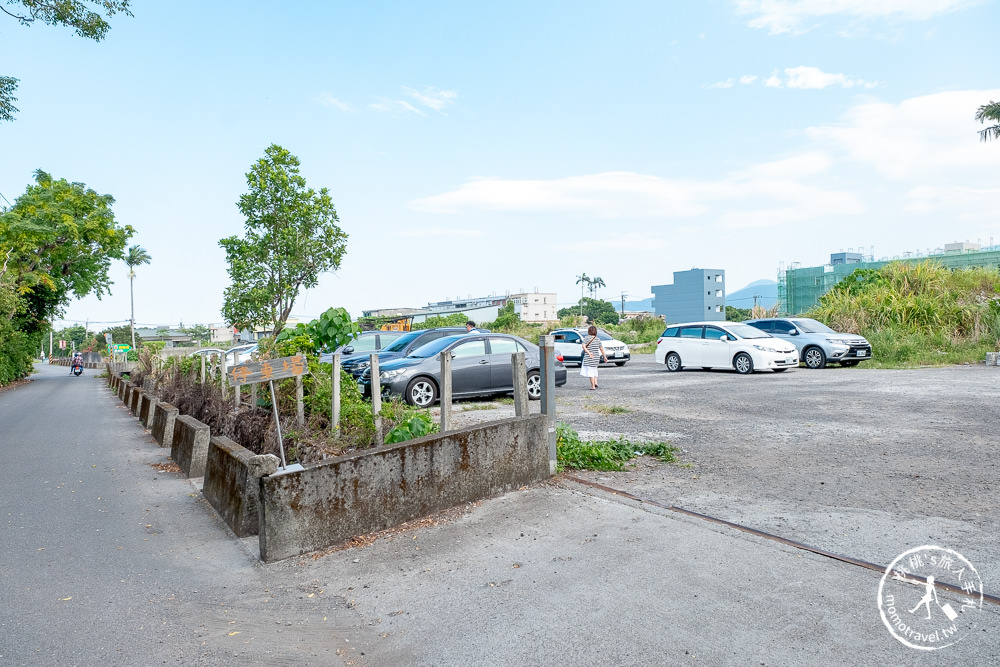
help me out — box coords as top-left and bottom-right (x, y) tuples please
(734, 0), (982, 34)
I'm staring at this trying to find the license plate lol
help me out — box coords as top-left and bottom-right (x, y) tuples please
(614, 352), (622, 358)
(857, 350), (867, 357)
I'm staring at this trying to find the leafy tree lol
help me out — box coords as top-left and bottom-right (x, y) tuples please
(976, 101), (1000, 142)
(575, 273), (591, 315)
(558, 297), (619, 325)
(0, 169), (131, 376)
(181, 323), (210, 345)
(489, 301), (521, 331)
(412, 313), (469, 330)
(725, 306), (751, 322)
(124, 244), (150, 350)
(275, 307), (359, 353)
(99, 324), (133, 345)
(588, 276), (606, 298)
(1, 1), (133, 122)
(220, 144), (348, 338)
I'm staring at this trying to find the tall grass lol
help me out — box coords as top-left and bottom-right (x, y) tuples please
(810, 261), (1000, 366)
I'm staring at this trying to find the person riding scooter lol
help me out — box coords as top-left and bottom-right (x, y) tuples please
(70, 352), (84, 375)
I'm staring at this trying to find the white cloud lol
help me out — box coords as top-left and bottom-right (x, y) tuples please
(709, 79), (735, 89)
(905, 186), (1000, 217)
(316, 93), (354, 112)
(403, 86), (458, 112)
(558, 233), (667, 252)
(734, 0), (982, 34)
(408, 153), (862, 230)
(739, 75), (759, 85)
(783, 66), (876, 89)
(765, 75), (783, 88)
(806, 88), (1000, 180)
(370, 99), (426, 115)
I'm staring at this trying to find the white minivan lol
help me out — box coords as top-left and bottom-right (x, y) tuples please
(654, 321), (798, 374)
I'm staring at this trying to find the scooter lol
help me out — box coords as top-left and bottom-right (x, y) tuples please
(71, 362), (83, 376)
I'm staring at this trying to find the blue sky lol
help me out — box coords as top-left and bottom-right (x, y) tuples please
(2, 0), (998, 330)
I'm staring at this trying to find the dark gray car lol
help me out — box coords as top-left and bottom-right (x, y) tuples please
(333, 327), (468, 378)
(358, 333), (568, 407)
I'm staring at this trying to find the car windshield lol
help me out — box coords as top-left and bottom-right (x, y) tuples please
(726, 324), (771, 339)
(794, 318), (836, 334)
(575, 329), (613, 341)
(382, 331), (423, 352)
(406, 335), (464, 359)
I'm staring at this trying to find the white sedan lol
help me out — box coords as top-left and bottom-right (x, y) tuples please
(654, 321), (798, 374)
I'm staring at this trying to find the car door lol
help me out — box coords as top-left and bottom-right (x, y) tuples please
(676, 326), (705, 366)
(448, 338), (490, 395)
(553, 331), (583, 364)
(486, 337), (524, 392)
(767, 320), (798, 350)
(700, 326), (731, 368)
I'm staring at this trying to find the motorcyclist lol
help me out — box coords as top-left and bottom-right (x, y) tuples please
(70, 351), (83, 374)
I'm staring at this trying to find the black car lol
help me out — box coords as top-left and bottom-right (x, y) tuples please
(359, 333), (568, 407)
(320, 330), (406, 363)
(336, 327), (469, 378)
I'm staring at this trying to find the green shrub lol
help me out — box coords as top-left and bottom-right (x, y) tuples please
(556, 422), (677, 471)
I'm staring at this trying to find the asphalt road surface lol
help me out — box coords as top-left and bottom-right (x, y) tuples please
(1, 360), (997, 665)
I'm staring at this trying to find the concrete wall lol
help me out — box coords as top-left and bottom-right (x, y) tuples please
(259, 414), (550, 562)
(138, 392), (156, 428)
(129, 387), (142, 416)
(150, 402), (179, 449)
(171, 415), (211, 478)
(203, 437), (279, 538)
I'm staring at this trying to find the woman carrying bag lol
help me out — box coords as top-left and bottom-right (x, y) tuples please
(580, 325), (607, 390)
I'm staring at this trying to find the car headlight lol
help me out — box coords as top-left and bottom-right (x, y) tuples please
(351, 360), (370, 370)
(826, 338), (851, 345)
(752, 344), (778, 353)
(379, 368), (407, 380)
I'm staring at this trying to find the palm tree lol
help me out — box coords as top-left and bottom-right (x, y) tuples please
(976, 101), (1000, 142)
(125, 245), (151, 351)
(575, 273), (591, 316)
(588, 276), (606, 298)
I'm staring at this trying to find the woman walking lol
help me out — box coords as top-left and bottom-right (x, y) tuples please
(580, 325), (607, 390)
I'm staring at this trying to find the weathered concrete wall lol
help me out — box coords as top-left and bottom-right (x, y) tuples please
(203, 437), (279, 538)
(138, 392), (156, 427)
(171, 415), (211, 478)
(117, 380), (127, 402)
(150, 402), (179, 449)
(129, 386), (142, 416)
(259, 414), (550, 562)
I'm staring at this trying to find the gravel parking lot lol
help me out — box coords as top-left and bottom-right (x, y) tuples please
(450, 354), (1000, 586)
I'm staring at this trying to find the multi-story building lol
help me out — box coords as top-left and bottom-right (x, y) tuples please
(651, 269), (726, 324)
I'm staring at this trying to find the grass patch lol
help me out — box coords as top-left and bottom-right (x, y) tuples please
(556, 423), (678, 471)
(462, 403), (498, 411)
(585, 404), (631, 415)
(495, 396), (515, 405)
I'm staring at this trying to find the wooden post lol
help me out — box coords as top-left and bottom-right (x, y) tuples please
(440, 350), (452, 432)
(370, 353), (381, 444)
(539, 335), (557, 475)
(295, 374), (304, 426)
(221, 354), (228, 400)
(331, 353), (341, 437)
(512, 351), (528, 416)
(234, 381), (240, 410)
(268, 380), (288, 469)
(200, 354), (206, 383)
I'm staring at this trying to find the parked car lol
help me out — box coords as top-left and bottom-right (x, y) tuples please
(358, 333), (568, 407)
(319, 330), (406, 364)
(654, 321), (798, 374)
(744, 317), (872, 369)
(551, 328), (630, 366)
(226, 344), (258, 366)
(333, 327), (468, 377)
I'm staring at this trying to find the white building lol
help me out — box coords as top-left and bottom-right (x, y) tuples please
(509, 291), (558, 323)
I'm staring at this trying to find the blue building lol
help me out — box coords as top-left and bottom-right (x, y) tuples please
(652, 268), (726, 323)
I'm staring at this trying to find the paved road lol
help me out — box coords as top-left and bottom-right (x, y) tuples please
(1, 362), (997, 665)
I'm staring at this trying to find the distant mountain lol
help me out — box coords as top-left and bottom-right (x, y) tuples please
(623, 298), (653, 311)
(726, 279), (777, 309)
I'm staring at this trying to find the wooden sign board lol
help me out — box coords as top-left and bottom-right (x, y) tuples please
(228, 355), (307, 386)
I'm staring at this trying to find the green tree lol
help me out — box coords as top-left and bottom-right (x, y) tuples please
(1, 1), (133, 122)
(0, 169), (132, 334)
(490, 301), (521, 331)
(412, 313), (469, 330)
(124, 244), (150, 350)
(575, 273), (591, 315)
(181, 323), (210, 345)
(976, 101), (1000, 142)
(99, 324), (133, 345)
(558, 297), (619, 325)
(220, 145), (348, 338)
(588, 276), (606, 298)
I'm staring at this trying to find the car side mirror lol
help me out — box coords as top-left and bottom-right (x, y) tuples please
(719, 334), (728, 341)
(788, 330), (798, 336)
(343, 346), (354, 354)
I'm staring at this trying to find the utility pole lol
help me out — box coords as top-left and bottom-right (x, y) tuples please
(620, 292), (627, 318)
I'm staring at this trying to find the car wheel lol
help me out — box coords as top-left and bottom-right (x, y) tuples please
(405, 377), (438, 407)
(840, 360), (860, 367)
(665, 352), (682, 372)
(734, 352), (754, 374)
(614, 361), (626, 367)
(803, 347), (827, 369)
(526, 370), (541, 400)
